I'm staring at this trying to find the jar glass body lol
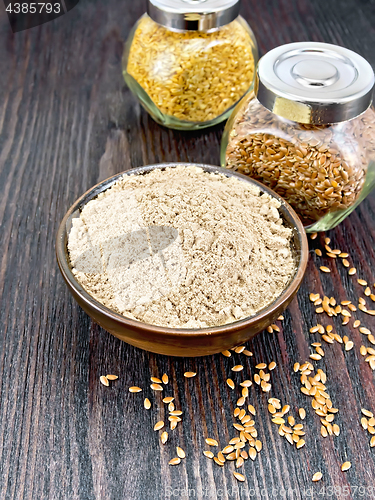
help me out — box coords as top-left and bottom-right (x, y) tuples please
(221, 93), (375, 232)
(123, 14), (258, 130)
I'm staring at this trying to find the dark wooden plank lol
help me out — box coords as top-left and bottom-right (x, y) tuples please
(0, 0), (375, 499)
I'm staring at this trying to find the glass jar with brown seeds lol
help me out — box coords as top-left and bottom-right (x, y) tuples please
(221, 42), (375, 231)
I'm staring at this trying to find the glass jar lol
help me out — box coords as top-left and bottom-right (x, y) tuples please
(221, 42), (375, 232)
(122, 0), (258, 130)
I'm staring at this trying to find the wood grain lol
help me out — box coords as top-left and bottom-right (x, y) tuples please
(0, 0), (375, 499)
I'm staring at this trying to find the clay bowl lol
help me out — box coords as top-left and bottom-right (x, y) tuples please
(56, 163), (308, 357)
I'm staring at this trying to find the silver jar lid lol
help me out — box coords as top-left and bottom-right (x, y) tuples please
(255, 42), (375, 124)
(147, 0), (241, 31)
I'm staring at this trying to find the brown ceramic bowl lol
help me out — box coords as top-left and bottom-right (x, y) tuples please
(56, 163), (308, 357)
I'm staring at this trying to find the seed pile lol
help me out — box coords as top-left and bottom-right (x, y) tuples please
(127, 372), (187, 461)
(360, 408), (375, 448)
(296, 362), (341, 438)
(225, 95), (375, 224)
(126, 15), (255, 123)
(204, 398), (263, 471)
(268, 398), (306, 448)
(310, 233), (375, 370)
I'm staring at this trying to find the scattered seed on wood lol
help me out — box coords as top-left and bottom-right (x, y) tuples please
(320, 266), (331, 273)
(100, 376), (109, 387)
(341, 462), (351, 471)
(362, 408), (374, 418)
(205, 438), (218, 447)
(151, 377), (162, 383)
(106, 375), (118, 381)
(144, 398), (151, 409)
(151, 383), (163, 391)
(310, 353), (322, 360)
(248, 404), (256, 415)
(233, 471), (245, 482)
(221, 350), (231, 357)
(227, 378), (235, 389)
(235, 345), (245, 354)
(232, 365), (244, 372)
(163, 397), (174, 404)
(312, 472), (323, 482)
(129, 386), (142, 393)
(184, 372), (196, 378)
(177, 447), (185, 459)
(315, 249), (322, 256)
(169, 457), (181, 466)
(345, 341), (354, 351)
(240, 380), (252, 388)
(296, 439), (305, 449)
(154, 421), (164, 431)
(243, 350), (253, 356)
(203, 450), (214, 459)
(269, 361), (277, 370)
(162, 374), (169, 384)
(348, 268), (357, 275)
(161, 431), (168, 444)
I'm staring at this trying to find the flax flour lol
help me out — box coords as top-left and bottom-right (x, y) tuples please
(68, 166), (296, 328)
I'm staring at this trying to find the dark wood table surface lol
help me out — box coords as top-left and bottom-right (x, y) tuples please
(1, 0), (375, 499)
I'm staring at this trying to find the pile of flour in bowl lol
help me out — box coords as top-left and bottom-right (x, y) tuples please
(68, 166), (296, 328)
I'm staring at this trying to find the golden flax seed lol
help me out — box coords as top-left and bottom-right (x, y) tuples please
(100, 376), (109, 387)
(205, 438), (218, 447)
(154, 421), (164, 431)
(163, 397), (174, 404)
(169, 457), (181, 466)
(129, 386), (142, 393)
(233, 471), (245, 482)
(151, 383), (163, 391)
(232, 365), (244, 372)
(227, 378), (235, 390)
(312, 472), (323, 482)
(341, 462), (351, 471)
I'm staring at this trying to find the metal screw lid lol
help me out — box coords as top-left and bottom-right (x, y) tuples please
(255, 42), (375, 124)
(147, 0), (241, 31)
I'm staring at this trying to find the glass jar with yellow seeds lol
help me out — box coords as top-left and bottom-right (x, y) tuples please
(123, 0), (258, 130)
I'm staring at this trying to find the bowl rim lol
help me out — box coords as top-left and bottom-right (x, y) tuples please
(56, 162), (308, 338)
